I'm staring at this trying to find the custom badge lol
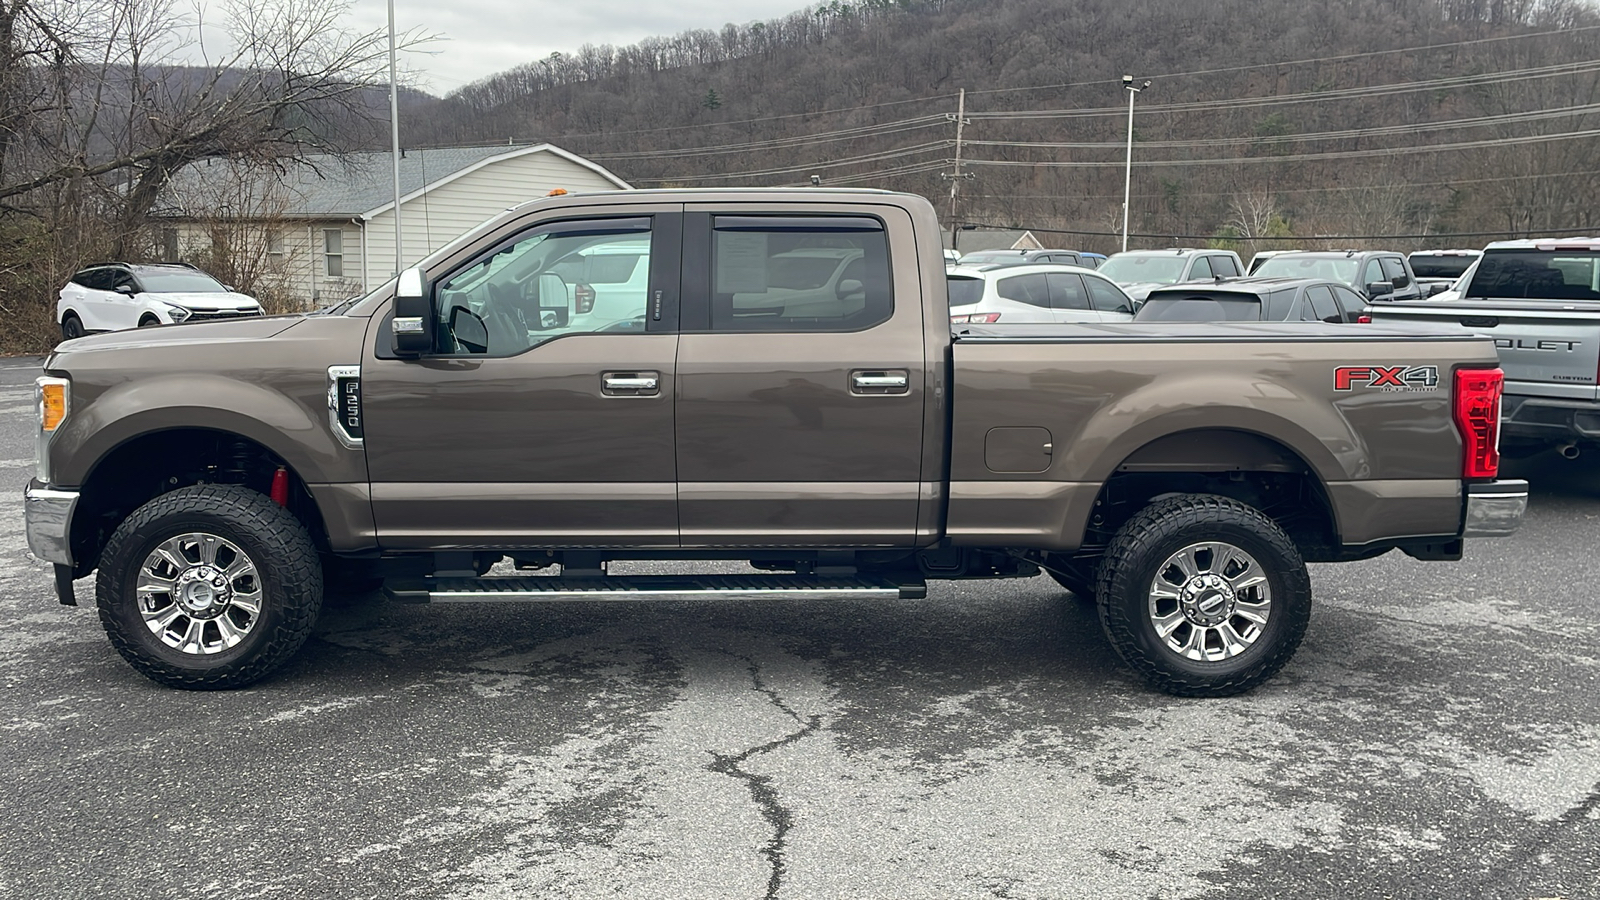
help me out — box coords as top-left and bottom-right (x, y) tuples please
(1334, 365), (1440, 392)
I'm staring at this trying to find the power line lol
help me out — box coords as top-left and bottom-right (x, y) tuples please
(584, 115), (945, 160)
(958, 220), (1600, 241)
(661, 141), (948, 182)
(967, 168), (1600, 200)
(961, 23), (1600, 98)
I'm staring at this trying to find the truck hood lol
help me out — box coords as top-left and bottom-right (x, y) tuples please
(1120, 283), (1164, 302)
(139, 291), (261, 311)
(50, 315), (302, 356)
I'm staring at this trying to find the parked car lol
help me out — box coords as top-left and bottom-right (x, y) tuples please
(947, 263), (1136, 324)
(957, 248), (1098, 268)
(1079, 252), (1107, 269)
(57, 263), (262, 339)
(1408, 249), (1482, 296)
(1134, 277), (1370, 323)
(1249, 250), (1423, 302)
(27, 188), (1525, 700)
(1247, 250), (1291, 274)
(1097, 248), (1246, 303)
(1423, 256), (1480, 302)
(1368, 237), (1600, 458)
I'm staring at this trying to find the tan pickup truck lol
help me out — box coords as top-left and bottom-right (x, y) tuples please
(25, 189), (1525, 697)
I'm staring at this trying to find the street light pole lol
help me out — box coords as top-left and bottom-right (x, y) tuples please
(387, 0), (403, 275)
(1121, 75), (1150, 254)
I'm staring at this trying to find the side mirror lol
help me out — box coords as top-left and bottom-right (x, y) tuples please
(533, 273), (570, 330)
(1365, 281), (1394, 299)
(1426, 282), (1449, 297)
(113, 283), (134, 295)
(837, 278), (864, 298)
(392, 266), (433, 355)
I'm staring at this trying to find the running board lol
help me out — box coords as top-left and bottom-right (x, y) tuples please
(383, 573), (927, 604)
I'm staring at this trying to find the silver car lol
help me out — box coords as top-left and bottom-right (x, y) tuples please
(948, 263), (1136, 325)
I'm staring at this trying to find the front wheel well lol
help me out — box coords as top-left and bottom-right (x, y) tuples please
(70, 429), (328, 575)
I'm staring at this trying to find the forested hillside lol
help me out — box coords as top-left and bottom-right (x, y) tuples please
(406, 0), (1600, 251)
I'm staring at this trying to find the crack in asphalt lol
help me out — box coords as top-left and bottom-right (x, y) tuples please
(705, 656), (821, 900)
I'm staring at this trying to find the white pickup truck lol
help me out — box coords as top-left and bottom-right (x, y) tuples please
(1370, 238), (1600, 458)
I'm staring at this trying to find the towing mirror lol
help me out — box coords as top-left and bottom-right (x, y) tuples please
(392, 266), (433, 355)
(1365, 281), (1394, 299)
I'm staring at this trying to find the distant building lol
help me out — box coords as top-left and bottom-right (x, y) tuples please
(940, 228), (1046, 255)
(154, 144), (631, 304)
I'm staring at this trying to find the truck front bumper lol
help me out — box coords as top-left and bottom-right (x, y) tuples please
(24, 480), (78, 567)
(1462, 479), (1527, 538)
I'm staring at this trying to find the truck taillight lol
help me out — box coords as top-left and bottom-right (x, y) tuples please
(574, 283), (595, 314)
(1454, 367), (1503, 479)
(950, 312), (1001, 324)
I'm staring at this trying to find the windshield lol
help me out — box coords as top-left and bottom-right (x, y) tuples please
(1466, 250), (1600, 300)
(1135, 294), (1262, 322)
(137, 270), (228, 293)
(947, 276), (984, 307)
(1409, 256), (1477, 279)
(1253, 256), (1360, 283)
(1098, 255), (1188, 284)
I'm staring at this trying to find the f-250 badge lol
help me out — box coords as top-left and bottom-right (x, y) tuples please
(1334, 365), (1440, 392)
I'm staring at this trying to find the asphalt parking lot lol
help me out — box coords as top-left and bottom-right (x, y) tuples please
(1, 354), (1596, 900)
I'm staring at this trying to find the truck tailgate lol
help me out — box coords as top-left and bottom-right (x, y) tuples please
(1367, 301), (1600, 400)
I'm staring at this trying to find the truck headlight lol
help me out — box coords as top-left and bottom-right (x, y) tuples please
(36, 376), (69, 484)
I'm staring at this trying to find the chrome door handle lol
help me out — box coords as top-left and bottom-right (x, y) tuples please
(602, 372), (660, 396)
(851, 370), (910, 395)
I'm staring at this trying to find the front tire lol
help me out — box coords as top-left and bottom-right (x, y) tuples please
(1096, 494), (1310, 697)
(61, 312), (85, 340)
(138, 314), (161, 327)
(96, 485), (323, 690)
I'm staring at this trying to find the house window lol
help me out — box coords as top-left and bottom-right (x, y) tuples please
(266, 232), (284, 273)
(323, 228), (344, 278)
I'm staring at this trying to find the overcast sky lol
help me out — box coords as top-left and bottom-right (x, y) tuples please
(191, 0), (811, 95)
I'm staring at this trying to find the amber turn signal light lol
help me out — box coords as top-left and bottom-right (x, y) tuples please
(39, 382), (67, 431)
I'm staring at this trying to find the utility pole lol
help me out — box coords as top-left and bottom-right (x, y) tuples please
(1121, 76), (1151, 253)
(941, 89), (974, 249)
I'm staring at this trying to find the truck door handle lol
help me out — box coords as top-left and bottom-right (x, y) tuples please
(602, 372), (660, 396)
(851, 370), (910, 395)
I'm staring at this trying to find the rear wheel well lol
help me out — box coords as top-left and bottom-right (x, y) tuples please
(1081, 430), (1340, 562)
(69, 429), (327, 575)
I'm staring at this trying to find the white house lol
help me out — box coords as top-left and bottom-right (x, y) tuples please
(155, 144), (631, 305)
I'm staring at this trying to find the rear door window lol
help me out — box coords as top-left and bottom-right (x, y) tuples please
(706, 215), (892, 332)
(997, 273), (1051, 308)
(1046, 272), (1090, 310)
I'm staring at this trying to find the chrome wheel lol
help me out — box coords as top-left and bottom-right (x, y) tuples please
(1148, 541), (1272, 662)
(136, 533), (262, 655)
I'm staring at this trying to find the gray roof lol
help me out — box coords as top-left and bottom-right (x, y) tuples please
(157, 145), (535, 219)
(943, 228), (1041, 254)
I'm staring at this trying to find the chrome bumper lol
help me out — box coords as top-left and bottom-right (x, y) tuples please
(1462, 480), (1528, 538)
(24, 480), (78, 566)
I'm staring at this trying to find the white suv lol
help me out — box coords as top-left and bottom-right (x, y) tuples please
(947, 263), (1137, 325)
(58, 263), (262, 339)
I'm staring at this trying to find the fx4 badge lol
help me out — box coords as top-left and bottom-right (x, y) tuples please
(1334, 365), (1440, 392)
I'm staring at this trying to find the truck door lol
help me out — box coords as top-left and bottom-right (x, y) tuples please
(360, 206), (683, 549)
(674, 206), (928, 546)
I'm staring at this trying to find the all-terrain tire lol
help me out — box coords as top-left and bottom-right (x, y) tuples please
(1096, 494), (1310, 698)
(96, 485), (323, 690)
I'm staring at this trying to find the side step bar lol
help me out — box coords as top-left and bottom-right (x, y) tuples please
(384, 573), (928, 604)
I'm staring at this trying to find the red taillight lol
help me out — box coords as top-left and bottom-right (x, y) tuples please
(1454, 367), (1503, 479)
(951, 313), (1001, 324)
(574, 283), (595, 314)
(1357, 315), (1371, 324)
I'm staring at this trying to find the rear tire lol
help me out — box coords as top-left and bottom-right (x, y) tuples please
(1096, 494), (1310, 697)
(60, 312), (85, 340)
(96, 485), (323, 690)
